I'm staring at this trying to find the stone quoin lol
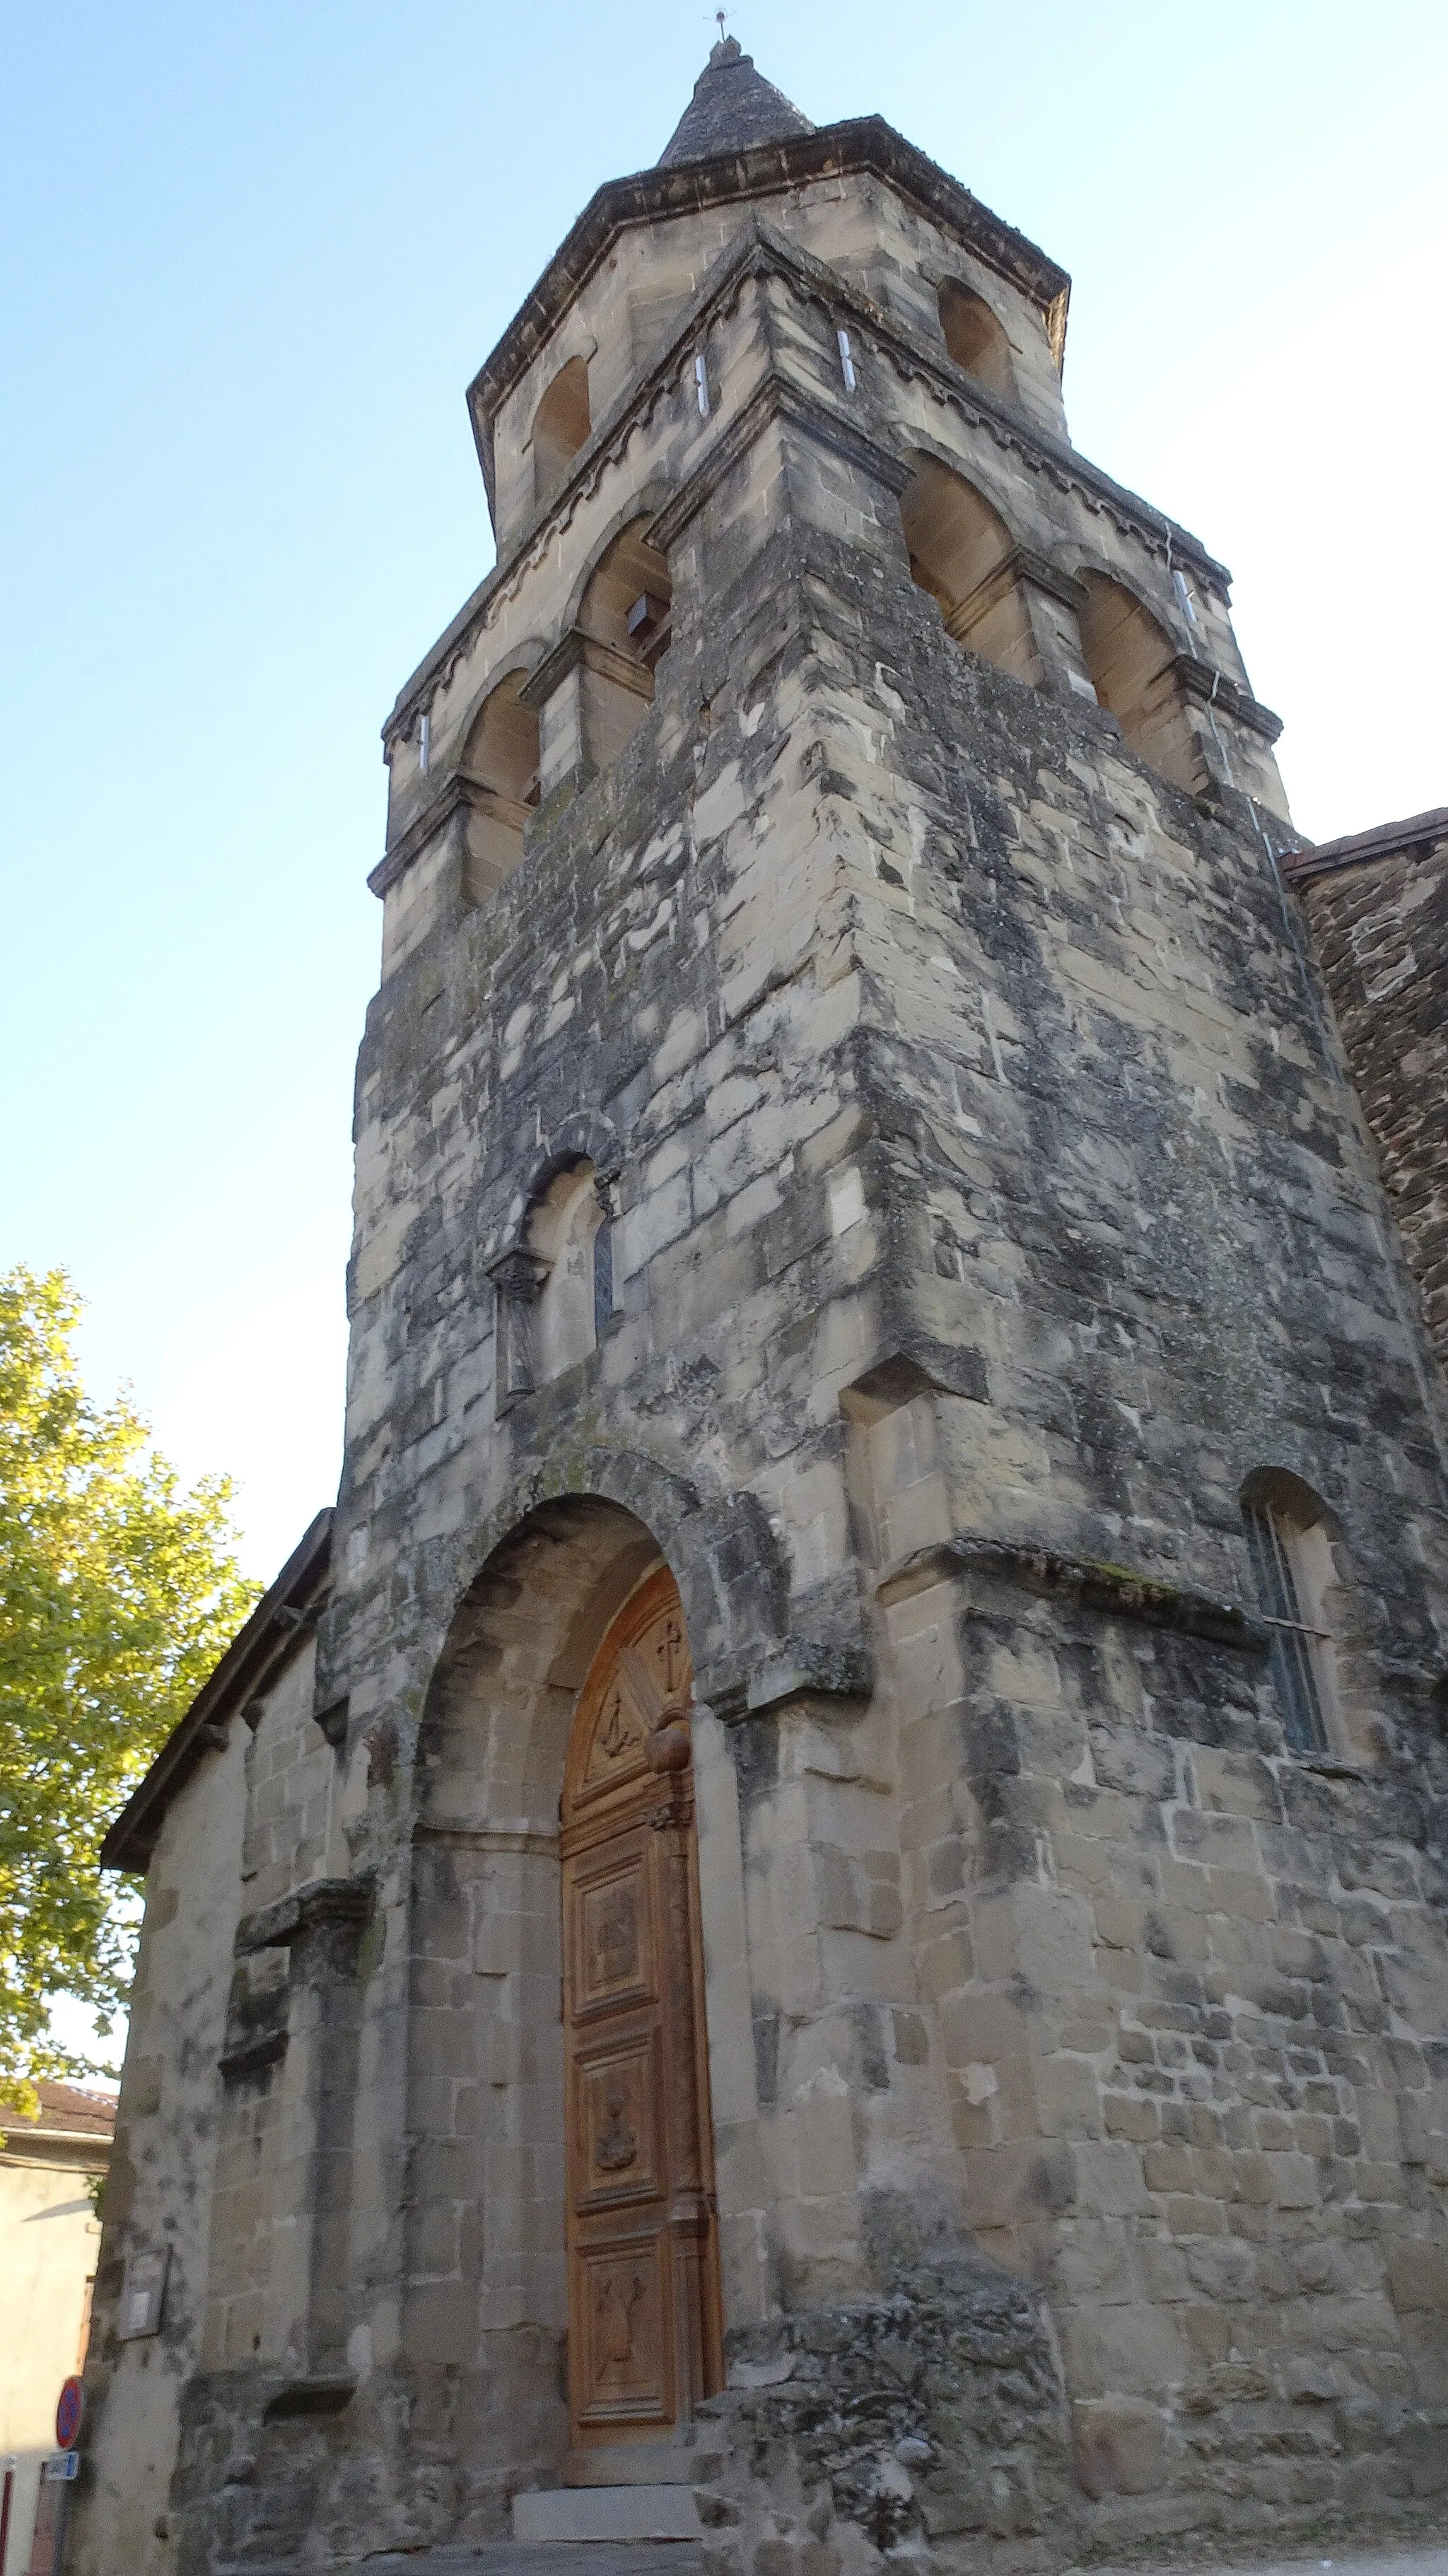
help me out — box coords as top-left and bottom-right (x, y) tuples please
(66, 37), (1447, 2576)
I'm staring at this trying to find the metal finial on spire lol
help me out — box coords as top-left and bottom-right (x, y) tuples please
(662, 20), (812, 162)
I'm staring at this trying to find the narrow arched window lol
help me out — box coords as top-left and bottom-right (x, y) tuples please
(938, 281), (1016, 403)
(1239, 1474), (1353, 1755)
(593, 1217), (614, 1341)
(460, 672), (541, 901)
(532, 356), (591, 505)
(1076, 573), (1204, 792)
(899, 457), (1037, 686)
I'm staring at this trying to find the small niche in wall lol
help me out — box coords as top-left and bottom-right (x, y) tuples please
(493, 1159), (614, 1409)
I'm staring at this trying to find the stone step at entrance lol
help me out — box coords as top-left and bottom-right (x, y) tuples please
(511, 2429), (725, 2541)
(336, 2547), (704, 2576)
(563, 2436), (726, 2488)
(513, 2484), (704, 2543)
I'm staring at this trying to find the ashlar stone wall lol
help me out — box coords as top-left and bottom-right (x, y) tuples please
(1289, 824), (1448, 1383)
(66, 103), (1448, 2576)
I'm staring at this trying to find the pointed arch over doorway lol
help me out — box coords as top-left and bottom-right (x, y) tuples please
(560, 1566), (723, 2450)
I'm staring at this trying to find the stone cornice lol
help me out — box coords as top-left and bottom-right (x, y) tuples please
(650, 365), (913, 554)
(518, 626), (655, 712)
(235, 1875), (373, 1957)
(1172, 652), (1283, 744)
(465, 115), (1072, 515)
(382, 219), (1228, 764)
(879, 1534), (1270, 1653)
(368, 768), (496, 898)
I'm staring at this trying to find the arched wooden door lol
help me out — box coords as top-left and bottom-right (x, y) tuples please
(561, 1566), (723, 2450)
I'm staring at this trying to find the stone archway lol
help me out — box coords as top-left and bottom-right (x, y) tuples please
(402, 1492), (752, 2510)
(561, 1566), (723, 2452)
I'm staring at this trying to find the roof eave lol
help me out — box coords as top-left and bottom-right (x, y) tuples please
(465, 113), (1070, 498)
(100, 1508), (334, 1875)
(1282, 805), (1448, 885)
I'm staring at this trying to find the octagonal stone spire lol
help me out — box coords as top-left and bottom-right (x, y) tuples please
(658, 35), (814, 167)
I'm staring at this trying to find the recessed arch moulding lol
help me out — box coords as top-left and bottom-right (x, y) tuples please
(324, 1454), (887, 2523)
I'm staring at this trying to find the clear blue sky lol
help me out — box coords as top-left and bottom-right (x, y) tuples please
(4, 0), (1444, 1585)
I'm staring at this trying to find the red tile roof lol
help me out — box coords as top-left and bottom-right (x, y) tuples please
(1, 2080), (117, 2144)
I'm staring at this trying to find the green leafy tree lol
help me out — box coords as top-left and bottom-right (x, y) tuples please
(0, 1267), (259, 2108)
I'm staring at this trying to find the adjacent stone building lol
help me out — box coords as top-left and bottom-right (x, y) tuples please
(68, 41), (1448, 2576)
(1283, 809), (1448, 1385)
(1, 2083), (112, 2576)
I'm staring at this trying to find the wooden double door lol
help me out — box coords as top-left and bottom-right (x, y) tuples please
(561, 1567), (724, 2449)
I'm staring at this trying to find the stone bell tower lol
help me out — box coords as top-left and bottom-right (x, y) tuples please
(70, 37), (1448, 2576)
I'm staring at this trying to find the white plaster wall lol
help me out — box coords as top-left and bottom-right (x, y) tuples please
(0, 2157), (101, 2576)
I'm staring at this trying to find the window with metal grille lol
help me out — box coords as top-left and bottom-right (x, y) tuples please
(593, 1218), (614, 1342)
(1243, 1504), (1329, 1753)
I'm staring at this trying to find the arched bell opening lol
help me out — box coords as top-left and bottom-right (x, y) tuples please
(937, 278), (1017, 404)
(532, 356), (592, 506)
(1075, 571), (1207, 792)
(577, 518), (673, 770)
(460, 669), (542, 901)
(899, 456), (1039, 685)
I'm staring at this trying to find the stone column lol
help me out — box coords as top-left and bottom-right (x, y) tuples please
(646, 1712), (716, 2420)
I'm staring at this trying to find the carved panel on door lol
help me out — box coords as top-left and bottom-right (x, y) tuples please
(579, 1669), (652, 1800)
(576, 2037), (660, 2210)
(561, 1566), (724, 2450)
(572, 1856), (653, 2018)
(578, 2240), (670, 2425)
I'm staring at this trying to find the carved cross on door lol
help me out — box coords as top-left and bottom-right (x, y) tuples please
(655, 1615), (686, 1705)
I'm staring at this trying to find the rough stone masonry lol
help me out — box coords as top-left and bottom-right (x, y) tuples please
(68, 38), (1447, 2576)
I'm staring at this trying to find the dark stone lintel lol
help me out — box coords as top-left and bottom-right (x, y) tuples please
(235, 1876), (373, 1958)
(711, 1644), (874, 1726)
(262, 2375), (356, 2420)
(218, 2030), (288, 2083)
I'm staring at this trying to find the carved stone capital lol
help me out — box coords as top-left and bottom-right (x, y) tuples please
(485, 1246), (552, 1301)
